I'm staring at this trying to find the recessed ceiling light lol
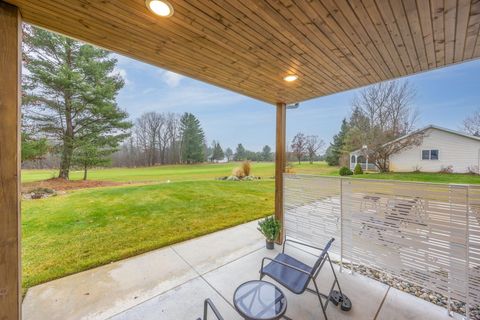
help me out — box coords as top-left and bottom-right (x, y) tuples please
(146, 0), (174, 17)
(283, 74), (298, 82)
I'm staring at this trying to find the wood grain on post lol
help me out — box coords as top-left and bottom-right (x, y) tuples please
(275, 103), (286, 244)
(0, 2), (22, 319)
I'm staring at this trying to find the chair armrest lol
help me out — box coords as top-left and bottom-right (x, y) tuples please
(261, 257), (311, 276)
(203, 298), (224, 320)
(283, 238), (324, 254)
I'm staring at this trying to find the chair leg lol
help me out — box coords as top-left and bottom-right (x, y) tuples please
(313, 279), (329, 320)
(327, 256), (352, 312)
(328, 256), (344, 296)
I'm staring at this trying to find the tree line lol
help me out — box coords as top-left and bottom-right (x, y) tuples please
(112, 112), (275, 167)
(111, 112), (206, 167)
(324, 81), (421, 172)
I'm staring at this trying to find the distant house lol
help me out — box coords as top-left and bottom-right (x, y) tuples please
(350, 125), (480, 173)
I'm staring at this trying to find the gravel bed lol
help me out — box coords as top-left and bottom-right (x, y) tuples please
(339, 262), (479, 319)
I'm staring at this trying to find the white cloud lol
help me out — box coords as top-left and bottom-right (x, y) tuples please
(115, 67), (130, 85)
(160, 71), (184, 88)
(127, 83), (250, 115)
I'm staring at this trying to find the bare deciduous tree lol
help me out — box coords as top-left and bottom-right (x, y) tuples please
(135, 112), (164, 166)
(463, 109), (480, 136)
(114, 111), (182, 167)
(291, 133), (307, 164)
(305, 135), (325, 164)
(346, 81), (423, 172)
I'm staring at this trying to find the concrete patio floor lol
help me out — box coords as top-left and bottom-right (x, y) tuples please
(23, 221), (461, 320)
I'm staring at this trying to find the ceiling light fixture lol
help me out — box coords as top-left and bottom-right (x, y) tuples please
(283, 74), (298, 82)
(146, 0), (174, 17)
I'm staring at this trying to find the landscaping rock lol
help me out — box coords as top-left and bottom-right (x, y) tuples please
(24, 187), (57, 200)
(338, 261), (480, 319)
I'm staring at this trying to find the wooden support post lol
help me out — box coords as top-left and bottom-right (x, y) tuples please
(275, 102), (286, 244)
(0, 2), (22, 319)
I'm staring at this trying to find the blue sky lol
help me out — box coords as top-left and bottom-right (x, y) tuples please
(115, 54), (480, 152)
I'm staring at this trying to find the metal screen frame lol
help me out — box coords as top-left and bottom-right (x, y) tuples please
(284, 174), (480, 318)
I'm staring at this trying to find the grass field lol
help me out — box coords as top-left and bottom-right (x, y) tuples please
(21, 161), (480, 292)
(22, 180), (274, 290)
(353, 171), (480, 184)
(23, 161), (480, 185)
(21, 162), (277, 183)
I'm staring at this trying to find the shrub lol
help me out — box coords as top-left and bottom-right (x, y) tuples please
(339, 166), (353, 176)
(257, 216), (281, 242)
(232, 167), (245, 178)
(439, 165), (453, 174)
(354, 163), (363, 175)
(242, 160), (252, 176)
(285, 163), (296, 174)
(412, 165), (422, 173)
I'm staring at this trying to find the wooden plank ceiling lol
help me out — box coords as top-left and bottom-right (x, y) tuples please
(5, 0), (480, 104)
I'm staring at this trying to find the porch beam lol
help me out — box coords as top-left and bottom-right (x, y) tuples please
(0, 2), (22, 319)
(275, 102), (286, 243)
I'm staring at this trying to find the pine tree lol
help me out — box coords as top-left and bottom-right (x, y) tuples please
(211, 142), (224, 162)
(326, 119), (349, 166)
(73, 139), (114, 180)
(21, 133), (49, 162)
(262, 145), (272, 161)
(234, 144), (246, 161)
(180, 113), (205, 163)
(22, 26), (131, 179)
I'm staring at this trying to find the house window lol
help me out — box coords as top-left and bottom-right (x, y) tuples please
(422, 150), (429, 160)
(422, 149), (439, 160)
(351, 155), (356, 163)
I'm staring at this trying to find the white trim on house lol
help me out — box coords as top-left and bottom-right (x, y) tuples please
(349, 125), (480, 173)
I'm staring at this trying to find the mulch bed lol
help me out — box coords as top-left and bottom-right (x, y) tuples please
(22, 178), (123, 193)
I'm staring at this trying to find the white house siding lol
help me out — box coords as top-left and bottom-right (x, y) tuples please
(389, 128), (480, 173)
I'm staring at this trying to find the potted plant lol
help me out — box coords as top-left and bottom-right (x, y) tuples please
(257, 216), (281, 249)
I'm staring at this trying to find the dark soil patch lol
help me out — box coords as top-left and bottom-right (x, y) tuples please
(22, 178), (123, 193)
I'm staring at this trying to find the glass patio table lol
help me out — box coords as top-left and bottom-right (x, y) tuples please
(233, 280), (287, 320)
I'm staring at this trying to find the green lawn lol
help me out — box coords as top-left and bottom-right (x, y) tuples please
(22, 180), (274, 290)
(22, 161), (341, 183)
(21, 162), (277, 183)
(289, 161), (340, 176)
(22, 161), (480, 185)
(354, 171), (480, 184)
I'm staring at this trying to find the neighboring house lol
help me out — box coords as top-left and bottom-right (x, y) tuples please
(350, 125), (480, 173)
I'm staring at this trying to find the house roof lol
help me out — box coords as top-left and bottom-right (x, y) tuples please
(350, 125), (480, 154)
(6, 0), (480, 105)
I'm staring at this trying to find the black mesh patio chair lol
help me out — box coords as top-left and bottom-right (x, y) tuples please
(196, 298), (224, 320)
(259, 237), (351, 320)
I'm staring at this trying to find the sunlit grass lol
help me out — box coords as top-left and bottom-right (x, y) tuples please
(22, 180), (274, 290)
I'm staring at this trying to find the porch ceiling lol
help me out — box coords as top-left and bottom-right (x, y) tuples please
(6, 0), (480, 104)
